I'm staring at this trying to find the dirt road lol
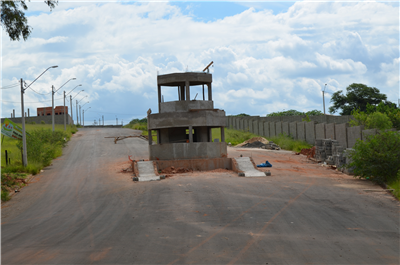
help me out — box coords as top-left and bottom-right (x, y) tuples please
(2, 128), (399, 264)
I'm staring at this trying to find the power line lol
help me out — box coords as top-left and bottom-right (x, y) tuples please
(0, 83), (20, 89)
(2, 97), (64, 103)
(26, 86), (52, 95)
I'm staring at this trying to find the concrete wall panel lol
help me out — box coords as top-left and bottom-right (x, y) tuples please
(315, 123), (326, 139)
(297, 122), (306, 141)
(269, 122), (276, 137)
(253, 120), (259, 135)
(362, 129), (377, 140)
(2, 114), (73, 125)
(347, 125), (364, 148)
(326, 123), (335, 139)
(276, 122), (282, 136)
(282, 122), (289, 136)
(263, 122), (270, 138)
(305, 121), (316, 144)
(289, 122), (297, 139)
(258, 120), (264, 136)
(335, 123), (349, 148)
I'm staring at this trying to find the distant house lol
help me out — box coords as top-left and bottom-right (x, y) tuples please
(37, 106), (68, 116)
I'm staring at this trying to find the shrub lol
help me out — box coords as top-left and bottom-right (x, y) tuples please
(31, 121), (36, 124)
(41, 120), (45, 124)
(346, 131), (400, 184)
(351, 110), (393, 130)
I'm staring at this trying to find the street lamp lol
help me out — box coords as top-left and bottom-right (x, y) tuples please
(323, 84), (327, 115)
(67, 85), (82, 125)
(21, 65), (58, 167)
(51, 78), (76, 131)
(83, 107), (91, 126)
(76, 96), (88, 125)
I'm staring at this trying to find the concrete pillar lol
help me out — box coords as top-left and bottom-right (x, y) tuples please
(221, 127), (225, 142)
(25, 112), (27, 117)
(13, 109), (15, 118)
(208, 83), (212, 101)
(157, 85), (161, 111)
(189, 125), (193, 143)
(208, 127), (212, 142)
(186, 81), (190, 101)
(148, 130), (152, 145)
(28, 108), (30, 117)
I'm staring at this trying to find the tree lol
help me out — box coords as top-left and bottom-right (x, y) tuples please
(1, 1), (58, 41)
(329, 83), (387, 115)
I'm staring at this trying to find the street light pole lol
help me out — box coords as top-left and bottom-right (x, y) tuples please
(64, 91), (66, 130)
(76, 100), (78, 125)
(52, 85), (55, 131)
(323, 84), (327, 115)
(21, 65), (58, 166)
(70, 95), (73, 125)
(79, 105), (82, 125)
(20, 78), (28, 167)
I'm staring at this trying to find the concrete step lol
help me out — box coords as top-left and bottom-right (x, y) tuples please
(137, 161), (160, 181)
(233, 157), (265, 177)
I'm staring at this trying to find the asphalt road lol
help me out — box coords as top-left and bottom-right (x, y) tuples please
(2, 128), (399, 264)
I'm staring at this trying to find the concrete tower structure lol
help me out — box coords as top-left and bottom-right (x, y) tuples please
(148, 72), (227, 160)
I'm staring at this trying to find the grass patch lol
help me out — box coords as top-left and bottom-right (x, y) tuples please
(124, 122), (158, 142)
(1, 172), (29, 202)
(387, 179), (400, 200)
(268, 134), (312, 152)
(212, 128), (311, 152)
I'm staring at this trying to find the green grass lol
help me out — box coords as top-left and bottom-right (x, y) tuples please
(268, 134), (312, 152)
(387, 172), (400, 200)
(1, 123), (77, 168)
(212, 128), (312, 152)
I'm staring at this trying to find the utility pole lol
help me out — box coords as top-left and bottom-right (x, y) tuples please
(52, 85), (55, 131)
(323, 84), (327, 115)
(63, 91), (66, 130)
(83, 110), (84, 126)
(76, 100), (78, 125)
(70, 95), (73, 125)
(79, 105), (82, 125)
(102, 115), (104, 125)
(116, 118), (118, 125)
(20, 78), (28, 167)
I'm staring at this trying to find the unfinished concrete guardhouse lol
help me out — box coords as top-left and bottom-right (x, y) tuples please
(147, 72), (227, 160)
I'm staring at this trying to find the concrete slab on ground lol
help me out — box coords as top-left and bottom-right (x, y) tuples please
(233, 157), (265, 177)
(137, 161), (160, 181)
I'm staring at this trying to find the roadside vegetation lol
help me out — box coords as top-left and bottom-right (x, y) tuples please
(266, 109), (323, 117)
(346, 131), (400, 199)
(350, 102), (400, 130)
(1, 123), (77, 202)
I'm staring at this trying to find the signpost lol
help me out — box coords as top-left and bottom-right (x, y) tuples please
(1, 118), (23, 140)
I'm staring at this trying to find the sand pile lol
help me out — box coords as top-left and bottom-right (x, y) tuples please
(236, 137), (269, 147)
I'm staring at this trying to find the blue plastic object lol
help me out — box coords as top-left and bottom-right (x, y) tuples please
(257, 161), (272, 167)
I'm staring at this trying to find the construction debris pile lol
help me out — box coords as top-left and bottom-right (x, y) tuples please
(236, 137), (281, 150)
(160, 166), (193, 174)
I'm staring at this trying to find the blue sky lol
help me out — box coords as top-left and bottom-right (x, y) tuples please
(1, 1), (399, 125)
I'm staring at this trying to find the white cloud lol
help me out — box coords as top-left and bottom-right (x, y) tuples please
(2, 1), (399, 120)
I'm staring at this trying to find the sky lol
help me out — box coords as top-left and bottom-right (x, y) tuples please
(1, 0), (399, 125)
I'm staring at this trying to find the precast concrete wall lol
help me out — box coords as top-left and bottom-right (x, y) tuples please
(297, 122), (306, 141)
(253, 120), (259, 135)
(269, 122), (276, 137)
(362, 129), (377, 140)
(289, 122), (297, 139)
(258, 119), (264, 136)
(305, 121), (316, 144)
(1, 114), (73, 125)
(335, 123), (349, 148)
(282, 122), (289, 136)
(326, 123), (335, 139)
(347, 125), (364, 148)
(263, 122), (270, 138)
(239, 119), (244, 131)
(276, 122), (282, 136)
(244, 119), (249, 132)
(315, 123), (326, 140)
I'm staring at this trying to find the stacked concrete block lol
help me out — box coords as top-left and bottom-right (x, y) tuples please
(269, 122), (276, 137)
(325, 123), (335, 139)
(263, 122), (270, 138)
(335, 123), (349, 148)
(282, 122), (289, 136)
(305, 121), (316, 145)
(289, 122), (297, 139)
(362, 128), (377, 140)
(297, 122), (306, 141)
(347, 125), (364, 148)
(276, 122), (282, 136)
(315, 123), (326, 140)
